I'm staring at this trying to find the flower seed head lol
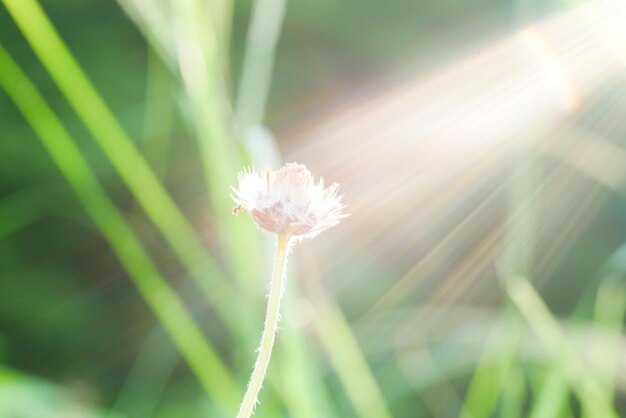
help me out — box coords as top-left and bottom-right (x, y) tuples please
(231, 162), (347, 240)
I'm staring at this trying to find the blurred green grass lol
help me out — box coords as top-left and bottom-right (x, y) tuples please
(1, 0), (626, 417)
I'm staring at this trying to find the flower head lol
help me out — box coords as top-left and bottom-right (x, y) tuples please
(232, 162), (347, 239)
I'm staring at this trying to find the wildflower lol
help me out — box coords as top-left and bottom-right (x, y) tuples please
(232, 162), (346, 418)
(231, 162), (347, 240)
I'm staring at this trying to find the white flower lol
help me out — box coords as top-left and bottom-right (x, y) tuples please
(231, 162), (347, 239)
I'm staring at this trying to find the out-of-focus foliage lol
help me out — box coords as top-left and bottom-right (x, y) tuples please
(1, 0), (626, 417)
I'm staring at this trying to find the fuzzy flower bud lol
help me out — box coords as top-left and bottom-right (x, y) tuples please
(231, 162), (347, 239)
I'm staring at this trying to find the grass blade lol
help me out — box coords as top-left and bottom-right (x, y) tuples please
(460, 314), (523, 418)
(314, 295), (393, 418)
(0, 44), (239, 413)
(235, 0), (287, 131)
(1, 0), (239, 325)
(505, 275), (617, 418)
(167, 0), (265, 289)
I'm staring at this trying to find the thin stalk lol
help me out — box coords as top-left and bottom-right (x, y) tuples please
(237, 233), (290, 418)
(235, 0), (287, 131)
(168, 0), (265, 290)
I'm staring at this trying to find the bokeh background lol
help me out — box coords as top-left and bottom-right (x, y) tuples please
(1, 0), (626, 417)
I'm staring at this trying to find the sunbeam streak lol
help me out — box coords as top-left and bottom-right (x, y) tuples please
(280, 0), (626, 377)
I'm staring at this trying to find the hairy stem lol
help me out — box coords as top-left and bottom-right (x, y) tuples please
(237, 233), (291, 418)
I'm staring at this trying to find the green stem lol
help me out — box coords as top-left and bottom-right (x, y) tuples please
(237, 233), (290, 418)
